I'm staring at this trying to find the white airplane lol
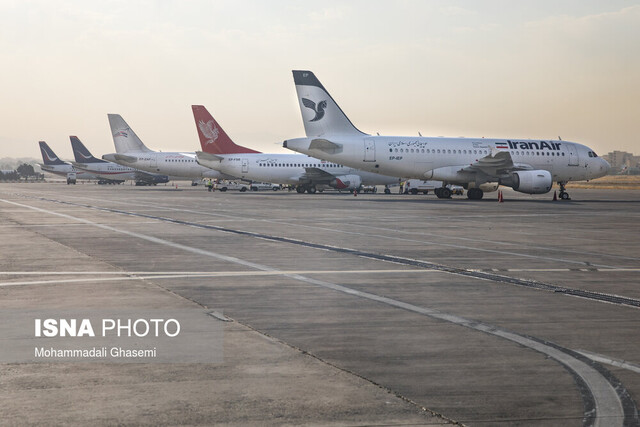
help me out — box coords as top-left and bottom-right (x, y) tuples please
(102, 114), (229, 181)
(70, 136), (169, 185)
(38, 141), (98, 180)
(283, 70), (611, 200)
(192, 105), (400, 193)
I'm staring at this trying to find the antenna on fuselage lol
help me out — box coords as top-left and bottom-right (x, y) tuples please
(418, 132), (422, 136)
(558, 136), (562, 141)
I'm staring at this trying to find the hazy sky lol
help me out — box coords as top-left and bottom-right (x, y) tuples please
(1, 0), (638, 160)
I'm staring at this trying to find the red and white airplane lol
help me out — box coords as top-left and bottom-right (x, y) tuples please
(193, 105), (400, 193)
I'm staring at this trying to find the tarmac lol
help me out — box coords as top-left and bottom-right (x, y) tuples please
(1, 182), (639, 426)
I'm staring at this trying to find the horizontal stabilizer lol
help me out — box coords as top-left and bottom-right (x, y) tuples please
(113, 154), (137, 163)
(71, 162), (90, 170)
(196, 151), (224, 162)
(309, 138), (343, 154)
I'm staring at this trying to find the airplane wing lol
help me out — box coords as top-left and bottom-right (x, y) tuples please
(460, 151), (533, 176)
(293, 167), (340, 185)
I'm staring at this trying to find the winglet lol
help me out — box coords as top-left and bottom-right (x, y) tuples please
(192, 105), (260, 155)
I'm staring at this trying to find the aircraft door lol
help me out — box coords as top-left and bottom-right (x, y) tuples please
(151, 154), (158, 171)
(242, 159), (249, 173)
(364, 138), (376, 162)
(565, 143), (579, 166)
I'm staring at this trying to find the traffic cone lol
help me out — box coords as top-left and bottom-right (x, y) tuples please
(552, 191), (557, 201)
(498, 190), (504, 203)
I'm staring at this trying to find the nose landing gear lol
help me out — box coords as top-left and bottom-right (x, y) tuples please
(558, 181), (571, 200)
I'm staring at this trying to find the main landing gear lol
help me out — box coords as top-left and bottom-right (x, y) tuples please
(558, 181), (571, 200)
(467, 188), (484, 200)
(434, 187), (452, 199)
(296, 184), (317, 194)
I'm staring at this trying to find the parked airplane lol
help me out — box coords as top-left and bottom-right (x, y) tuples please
(192, 105), (400, 193)
(102, 114), (229, 181)
(38, 141), (98, 180)
(70, 136), (169, 185)
(283, 71), (611, 200)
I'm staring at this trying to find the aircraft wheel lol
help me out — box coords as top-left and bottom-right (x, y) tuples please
(467, 188), (484, 200)
(560, 191), (570, 200)
(436, 187), (451, 199)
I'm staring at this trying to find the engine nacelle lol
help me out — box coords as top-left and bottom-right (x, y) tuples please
(330, 174), (362, 190)
(503, 170), (553, 194)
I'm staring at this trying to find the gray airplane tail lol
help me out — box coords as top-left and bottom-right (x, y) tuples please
(292, 70), (366, 138)
(107, 114), (153, 154)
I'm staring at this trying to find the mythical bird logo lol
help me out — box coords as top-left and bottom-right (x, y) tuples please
(302, 98), (327, 122)
(198, 120), (220, 145)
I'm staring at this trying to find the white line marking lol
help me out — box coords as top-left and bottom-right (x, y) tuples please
(0, 269), (436, 287)
(0, 198), (626, 426)
(32, 192), (635, 268)
(576, 350), (640, 375)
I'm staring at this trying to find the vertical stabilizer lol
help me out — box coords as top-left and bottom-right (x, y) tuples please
(70, 136), (106, 163)
(107, 114), (153, 154)
(292, 70), (366, 138)
(38, 141), (67, 165)
(192, 105), (260, 154)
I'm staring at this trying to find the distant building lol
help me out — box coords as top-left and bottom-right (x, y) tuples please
(602, 151), (640, 173)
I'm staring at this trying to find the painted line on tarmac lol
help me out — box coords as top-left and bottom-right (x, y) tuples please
(18, 195), (640, 309)
(1, 198), (635, 427)
(38, 192), (635, 267)
(0, 269), (436, 287)
(576, 351), (640, 375)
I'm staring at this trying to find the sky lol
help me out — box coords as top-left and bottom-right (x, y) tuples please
(1, 0), (638, 160)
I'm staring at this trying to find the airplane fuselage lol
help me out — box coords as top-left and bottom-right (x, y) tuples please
(198, 152), (400, 186)
(40, 163), (98, 180)
(103, 151), (225, 179)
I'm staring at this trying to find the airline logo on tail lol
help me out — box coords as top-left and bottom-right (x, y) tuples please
(197, 120), (220, 145)
(302, 98), (327, 122)
(114, 130), (128, 138)
(43, 149), (59, 163)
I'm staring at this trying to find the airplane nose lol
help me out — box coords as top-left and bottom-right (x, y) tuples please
(602, 158), (611, 174)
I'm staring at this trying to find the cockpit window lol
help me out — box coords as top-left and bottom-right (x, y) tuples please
(588, 151), (598, 158)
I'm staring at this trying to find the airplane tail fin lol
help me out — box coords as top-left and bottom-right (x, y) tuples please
(292, 70), (366, 138)
(191, 105), (260, 154)
(38, 141), (67, 165)
(70, 136), (106, 163)
(107, 114), (153, 154)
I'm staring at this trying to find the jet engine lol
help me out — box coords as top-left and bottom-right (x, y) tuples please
(330, 174), (362, 190)
(502, 170), (553, 194)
